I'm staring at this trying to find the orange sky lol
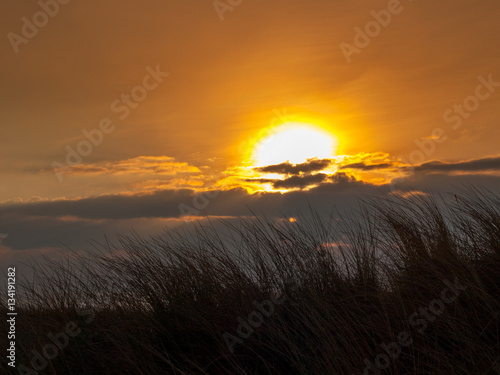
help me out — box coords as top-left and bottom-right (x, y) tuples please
(1, 0), (500, 266)
(1, 0), (500, 202)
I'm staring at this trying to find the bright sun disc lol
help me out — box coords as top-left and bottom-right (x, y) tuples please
(252, 122), (338, 167)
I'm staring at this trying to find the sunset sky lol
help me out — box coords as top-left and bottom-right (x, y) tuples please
(1, 0), (500, 268)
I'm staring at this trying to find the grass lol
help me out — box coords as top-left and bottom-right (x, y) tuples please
(2, 186), (499, 374)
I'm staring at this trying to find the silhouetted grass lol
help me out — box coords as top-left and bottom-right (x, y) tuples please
(2, 186), (499, 374)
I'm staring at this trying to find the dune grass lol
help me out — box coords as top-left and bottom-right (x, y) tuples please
(2, 187), (499, 374)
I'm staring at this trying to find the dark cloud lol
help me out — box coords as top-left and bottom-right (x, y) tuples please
(340, 156), (500, 175)
(56, 156), (201, 176)
(246, 171), (357, 190)
(0, 177), (383, 250)
(2, 161), (500, 253)
(245, 178), (276, 185)
(0, 189), (247, 221)
(273, 173), (328, 189)
(329, 172), (358, 183)
(254, 159), (331, 175)
(413, 156), (500, 173)
(2, 157), (499, 230)
(340, 162), (394, 171)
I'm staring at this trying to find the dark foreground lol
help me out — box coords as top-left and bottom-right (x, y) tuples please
(2, 187), (499, 374)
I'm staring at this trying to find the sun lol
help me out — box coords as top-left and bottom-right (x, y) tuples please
(252, 122), (338, 167)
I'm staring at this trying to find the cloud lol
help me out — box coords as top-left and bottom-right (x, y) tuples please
(340, 162), (395, 171)
(2, 172), (500, 253)
(54, 156), (201, 176)
(239, 154), (500, 193)
(245, 173), (330, 190)
(245, 171), (359, 190)
(254, 159), (331, 175)
(329, 172), (358, 184)
(273, 173), (329, 189)
(0, 189), (198, 220)
(0, 171), (380, 252)
(3, 154), (500, 254)
(336, 155), (500, 188)
(413, 155), (500, 174)
(248, 158), (336, 190)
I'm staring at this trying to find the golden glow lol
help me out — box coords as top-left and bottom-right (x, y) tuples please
(252, 122), (338, 167)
